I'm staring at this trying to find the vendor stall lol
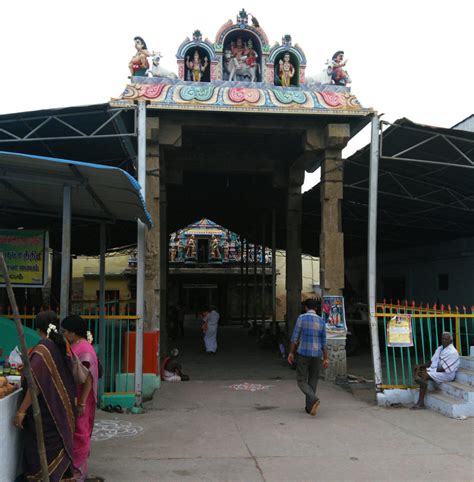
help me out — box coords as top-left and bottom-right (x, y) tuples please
(0, 387), (23, 482)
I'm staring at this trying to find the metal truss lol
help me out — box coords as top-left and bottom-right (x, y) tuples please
(379, 120), (474, 169)
(0, 108), (137, 143)
(345, 159), (474, 216)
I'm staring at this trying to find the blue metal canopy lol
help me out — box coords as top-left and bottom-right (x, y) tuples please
(0, 151), (152, 227)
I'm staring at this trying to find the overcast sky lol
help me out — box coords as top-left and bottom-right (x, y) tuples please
(1, 0), (473, 190)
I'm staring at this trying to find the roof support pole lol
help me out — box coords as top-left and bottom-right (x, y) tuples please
(319, 124), (349, 383)
(261, 213), (266, 331)
(135, 101), (146, 409)
(253, 239), (257, 327)
(240, 235), (244, 326)
(60, 185), (71, 321)
(245, 239), (249, 326)
(368, 115), (383, 389)
(98, 222), (106, 399)
(286, 168), (303, 336)
(271, 208), (277, 335)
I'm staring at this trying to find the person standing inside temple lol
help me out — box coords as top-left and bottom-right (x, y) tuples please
(287, 299), (329, 416)
(202, 306), (220, 354)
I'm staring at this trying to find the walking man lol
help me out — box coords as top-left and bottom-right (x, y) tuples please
(288, 299), (329, 416)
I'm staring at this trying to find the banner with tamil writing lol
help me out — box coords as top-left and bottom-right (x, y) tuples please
(0, 230), (48, 287)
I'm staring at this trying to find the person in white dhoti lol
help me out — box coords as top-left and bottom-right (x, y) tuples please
(202, 307), (220, 354)
(412, 332), (460, 409)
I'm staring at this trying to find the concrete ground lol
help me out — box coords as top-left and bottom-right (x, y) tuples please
(88, 322), (473, 481)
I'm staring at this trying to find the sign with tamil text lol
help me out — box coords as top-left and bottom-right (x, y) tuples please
(387, 314), (414, 347)
(0, 230), (48, 287)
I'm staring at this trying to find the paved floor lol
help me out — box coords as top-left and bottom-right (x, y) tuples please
(88, 323), (473, 481)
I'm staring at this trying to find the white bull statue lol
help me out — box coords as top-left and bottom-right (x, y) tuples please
(224, 50), (260, 82)
(146, 52), (178, 80)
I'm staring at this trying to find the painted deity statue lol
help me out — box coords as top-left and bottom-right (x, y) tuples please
(279, 52), (295, 87)
(329, 51), (351, 86)
(245, 39), (258, 68)
(129, 36), (151, 77)
(211, 235), (221, 259)
(178, 238), (186, 259)
(185, 235), (196, 258)
(231, 37), (248, 67)
(186, 50), (209, 82)
(223, 240), (229, 260)
(169, 244), (177, 262)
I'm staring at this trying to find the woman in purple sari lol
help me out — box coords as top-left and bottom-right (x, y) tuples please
(14, 311), (76, 481)
(62, 315), (99, 482)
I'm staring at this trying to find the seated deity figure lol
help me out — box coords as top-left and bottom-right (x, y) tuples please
(329, 51), (351, 86)
(185, 235), (196, 258)
(279, 52), (295, 87)
(231, 37), (248, 67)
(186, 50), (209, 82)
(129, 36), (151, 77)
(211, 235), (221, 259)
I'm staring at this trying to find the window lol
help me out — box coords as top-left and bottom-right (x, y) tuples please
(438, 273), (449, 291)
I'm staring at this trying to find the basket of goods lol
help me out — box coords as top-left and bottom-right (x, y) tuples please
(0, 376), (16, 399)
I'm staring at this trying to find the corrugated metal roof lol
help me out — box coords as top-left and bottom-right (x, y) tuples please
(0, 151), (152, 226)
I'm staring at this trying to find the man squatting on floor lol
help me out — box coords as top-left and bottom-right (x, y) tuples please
(288, 298), (329, 416)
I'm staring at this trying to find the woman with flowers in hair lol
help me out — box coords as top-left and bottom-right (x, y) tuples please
(61, 315), (99, 482)
(14, 310), (76, 481)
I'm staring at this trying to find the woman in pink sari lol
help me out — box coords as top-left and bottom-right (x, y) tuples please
(62, 315), (99, 481)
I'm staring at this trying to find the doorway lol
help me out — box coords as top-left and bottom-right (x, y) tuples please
(197, 239), (209, 263)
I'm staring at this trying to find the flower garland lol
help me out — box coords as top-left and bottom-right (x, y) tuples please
(46, 323), (58, 338)
(86, 330), (94, 344)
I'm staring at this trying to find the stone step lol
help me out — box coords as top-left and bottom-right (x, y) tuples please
(459, 356), (474, 371)
(455, 368), (474, 387)
(425, 392), (474, 418)
(439, 380), (474, 402)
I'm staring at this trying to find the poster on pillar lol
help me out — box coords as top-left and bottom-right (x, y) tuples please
(0, 230), (49, 287)
(387, 314), (414, 347)
(322, 295), (347, 338)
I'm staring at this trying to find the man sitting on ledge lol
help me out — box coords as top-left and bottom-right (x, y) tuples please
(412, 332), (460, 409)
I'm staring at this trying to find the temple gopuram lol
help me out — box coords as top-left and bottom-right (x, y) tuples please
(112, 8), (373, 379)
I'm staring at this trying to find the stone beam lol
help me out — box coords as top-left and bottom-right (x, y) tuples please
(149, 119), (182, 147)
(324, 123), (350, 149)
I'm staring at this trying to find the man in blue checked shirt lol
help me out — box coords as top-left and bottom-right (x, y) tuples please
(288, 298), (329, 416)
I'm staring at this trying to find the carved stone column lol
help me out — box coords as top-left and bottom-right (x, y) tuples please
(286, 167), (303, 335)
(320, 124), (350, 382)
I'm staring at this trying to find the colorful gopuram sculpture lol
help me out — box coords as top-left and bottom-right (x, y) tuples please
(116, 9), (366, 113)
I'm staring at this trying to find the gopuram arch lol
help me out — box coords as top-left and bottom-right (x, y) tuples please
(112, 8), (374, 381)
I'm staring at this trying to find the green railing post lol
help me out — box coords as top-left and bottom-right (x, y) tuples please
(383, 309), (391, 385)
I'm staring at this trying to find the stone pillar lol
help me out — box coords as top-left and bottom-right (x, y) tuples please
(286, 167), (303, 335)
(159, 178), (168, 356)
(320, 124), (350, 382)
(143, 117), (162, 359)
(144, 119), (181, 358)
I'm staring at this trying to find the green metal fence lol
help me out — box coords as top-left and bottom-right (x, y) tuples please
(2, 306), (139, 395)
(377, 303), (474, 387)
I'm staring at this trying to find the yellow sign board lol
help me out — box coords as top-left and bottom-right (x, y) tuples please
(0, 230), (48, 287)
(387, 314), (414, 347)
